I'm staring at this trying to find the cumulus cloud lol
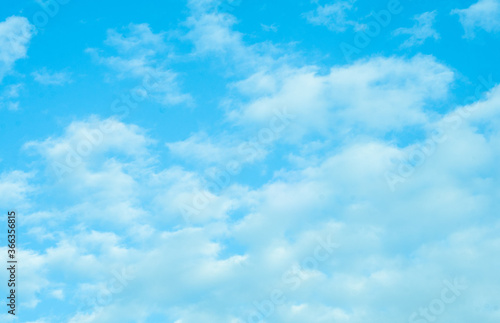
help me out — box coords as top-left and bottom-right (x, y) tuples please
(452, 0), (500, 38)
(25, 117), (152, 170)
(6, 1), (500, 322)
(0, 16), (36, 81)
(9, 79), (499, 322)
(229, 55), (454, 141)
(7, 68), (486, 323)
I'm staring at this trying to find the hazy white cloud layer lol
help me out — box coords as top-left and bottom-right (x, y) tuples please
(1, 0), (499, 322)
(10, 82), (500, 322)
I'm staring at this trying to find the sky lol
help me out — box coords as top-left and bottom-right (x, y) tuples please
(1, 0), (500, 322)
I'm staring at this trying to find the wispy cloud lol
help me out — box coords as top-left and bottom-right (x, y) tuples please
(32, 68), (72, 85)
(87, 23), (192, 106)
(0, 83), (23, 110)
(393, 11), (440, 48)
(303, 1), (362, 32)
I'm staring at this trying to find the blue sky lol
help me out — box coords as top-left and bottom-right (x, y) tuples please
(1, 0), (500, 322)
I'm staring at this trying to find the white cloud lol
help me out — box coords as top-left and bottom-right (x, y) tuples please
(0, 16), (36, 81)
(0, 83), (23, 110)
(25, 117), (151, 161)
(0, 247), (49, 309)
(261, 23), (278, 32)
(32, 68), (72, 85)
(23, 117), (156, 200)
(13, 84), (500, 321)
(185, 10), (242, 54)
(184, 0), (288, 77)
(104, 23), (167, 55)
(166, 131), (268, 167)
(8, 2), (500, 322)
(87, 23), (192, 106)
(303, 1), (362, 32)
(0, 170), (34, 208)
(2, 82), (22, 97)
(229, 55), (454, 141)
(393, 11), (440, 48)
(452, 0), (500, 38)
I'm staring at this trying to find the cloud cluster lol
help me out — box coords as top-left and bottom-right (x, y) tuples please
(10, 78), (500, 322)
(4, 1), (500, 322)
(452, 0), (500, 38)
